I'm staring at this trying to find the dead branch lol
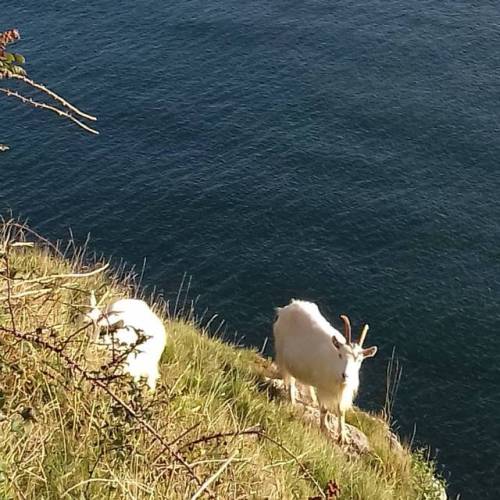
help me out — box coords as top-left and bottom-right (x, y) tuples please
(168, 422), (202, 448)
(0, 87), (99, 135)
(2, 248), (17, 332)
(0, 324), (207, 493)
(8, 74), (97, 122)
(9, 242), (34, 248)
(5, 221), (64, 257)
(0, 288), (52, 301)
(151, 422), (202, 465)
(177, 424), (325, 498)
(190, 451), (238, 500)
(256, 431), (325, 498)
(8, 262), (110, 286)
(178, 425), (262, 453)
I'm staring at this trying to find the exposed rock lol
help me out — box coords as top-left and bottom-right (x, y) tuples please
(352, 410), (405, 456)
(265, 376), (370, 456)
(262, 362), (447, 497)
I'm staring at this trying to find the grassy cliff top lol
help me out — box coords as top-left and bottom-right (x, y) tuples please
(0, 220), (445, 499)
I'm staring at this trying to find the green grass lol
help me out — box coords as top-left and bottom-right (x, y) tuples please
(0, 220), (445, 499)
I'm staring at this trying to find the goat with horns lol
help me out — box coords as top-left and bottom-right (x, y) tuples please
(273, 299), (378, 443)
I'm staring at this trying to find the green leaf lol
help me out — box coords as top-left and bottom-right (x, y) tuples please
(10, 418), (24, 435)
(4, 52), (14, 63)
(12, 65), (26, 76)
(14, 53), (25, 65)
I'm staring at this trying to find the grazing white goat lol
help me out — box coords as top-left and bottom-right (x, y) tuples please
(273, 299), (377, 443)
(87, 292), (167, 391)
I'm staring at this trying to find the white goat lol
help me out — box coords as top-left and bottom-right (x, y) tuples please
(87, 292), (167, 391)
(273, 299), (377, 443)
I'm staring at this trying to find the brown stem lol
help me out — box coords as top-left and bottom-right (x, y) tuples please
(8, 262), (109, 287)
(255, 430), (325, 498)
(9, 73), (97, 121)
(177, 425), (262, 453)
(0, 325), (206, 492)
(5, 220), (64, 258)
(0, 87), (99, 135)
(177, 424), (325, 498)
(2, 249), (17, 332)
(190, 451), (238, 500)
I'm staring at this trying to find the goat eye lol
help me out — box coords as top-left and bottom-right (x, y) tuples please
(338, 353), (342, 359)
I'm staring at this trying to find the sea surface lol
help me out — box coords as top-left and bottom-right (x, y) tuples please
(2, 1), (500, 497)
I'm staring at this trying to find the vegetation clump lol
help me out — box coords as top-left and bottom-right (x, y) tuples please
(0, 219), (445, 498)
(0, 27), (98, 149)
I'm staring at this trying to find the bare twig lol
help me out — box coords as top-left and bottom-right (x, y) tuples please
(256, 431), (325, 498)
(166, 422), (202, 451)
(0, 287), (52, 301)
(178, 425), (261, 453)
(190, 451), (238, 500)
(6, 221), (64, 257)
(8, 73), (97, 121)
(9, 262), (109, 286)
(0, 88), (99, 134)
(0, 324), (207, 493)
(86, 378), (206, 490)
(2, 247), (17, 332)
(9, 242), (35, 248)
(177, 424), (325, 498)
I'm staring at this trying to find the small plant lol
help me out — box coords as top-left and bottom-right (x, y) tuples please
(0, 28), (98, 149)
(0, 29), (25, 77)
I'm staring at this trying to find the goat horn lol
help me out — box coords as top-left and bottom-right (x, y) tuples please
(340, 314), (351, 344)
(359, 324), (369, 346)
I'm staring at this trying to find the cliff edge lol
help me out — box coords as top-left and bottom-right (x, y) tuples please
(0, 220), (446, 499)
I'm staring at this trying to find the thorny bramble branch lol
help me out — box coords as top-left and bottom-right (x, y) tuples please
(0, 28), (98, 149)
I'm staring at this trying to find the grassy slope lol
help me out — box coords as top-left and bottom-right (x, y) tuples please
(0, 226), (445, 499)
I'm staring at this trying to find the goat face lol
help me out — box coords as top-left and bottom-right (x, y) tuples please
(331, 336), (378, 386)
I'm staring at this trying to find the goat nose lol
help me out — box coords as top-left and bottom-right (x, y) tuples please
(342, 373), (347, 380)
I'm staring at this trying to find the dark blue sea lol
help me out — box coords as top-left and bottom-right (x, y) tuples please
(2, 1), (500, 497)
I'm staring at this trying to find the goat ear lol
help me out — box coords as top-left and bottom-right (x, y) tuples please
(362, 346), (378, 358)
(332, 336), (342, 350)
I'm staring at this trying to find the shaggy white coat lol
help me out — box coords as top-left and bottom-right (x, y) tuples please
(273, 299), (377, 442)
(88, 296), (167, 391)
